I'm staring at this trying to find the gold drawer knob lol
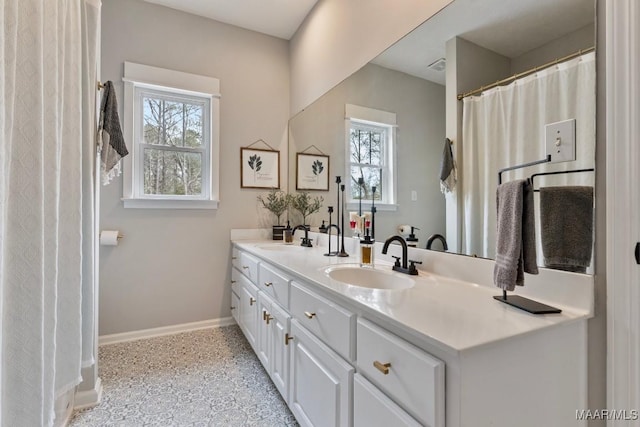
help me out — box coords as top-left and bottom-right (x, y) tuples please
(373, 361), (391, 375)
(242, 265), (250, 270)
(230, 306), (236, 310)
(265, 314), (273, 325)
(232, 256), (237, 260)
(249, 297), (256, 306)
(264, 281), (273, 287)
(285, 333), (294, 345)
(304, 311), (316, 319)
(231, 280), (237, 284)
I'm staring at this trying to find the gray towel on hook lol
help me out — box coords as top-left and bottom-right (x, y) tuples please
(540, 186), (594, 273)
(439, 138), (456, 193)
(494, 179), (538, 291)
(99, 81), (128, 185)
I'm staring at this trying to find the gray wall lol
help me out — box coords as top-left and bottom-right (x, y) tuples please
(289, 63), (446, 240)
(100, 0), (290, 335)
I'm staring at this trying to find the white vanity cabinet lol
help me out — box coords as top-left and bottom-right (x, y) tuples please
(256, 291), (291, 402)
(231, 240), (592, 427)
(288, 319), (354, 427)
(232, 267), (260, 351)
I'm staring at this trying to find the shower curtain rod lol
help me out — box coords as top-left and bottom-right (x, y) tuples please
(457, 46), (595, 100)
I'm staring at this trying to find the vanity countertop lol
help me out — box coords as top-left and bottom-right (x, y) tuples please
(232, 239), (592, 356)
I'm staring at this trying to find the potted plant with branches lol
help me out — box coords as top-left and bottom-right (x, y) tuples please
(257, 189), (290, 240)
(290, 191), (324, 228)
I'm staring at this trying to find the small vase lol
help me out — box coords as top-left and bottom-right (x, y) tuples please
(272, 225), (286, 241)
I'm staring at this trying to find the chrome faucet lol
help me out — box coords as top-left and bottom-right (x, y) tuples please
(293, 225), (313, 247)
(381, 235), (420, 275)
(426, 233), (448, 251)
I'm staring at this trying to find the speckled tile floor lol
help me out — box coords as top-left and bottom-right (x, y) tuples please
(70, 325), (298, 426)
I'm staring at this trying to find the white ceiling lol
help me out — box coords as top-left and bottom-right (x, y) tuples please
(143, 0), (319, 40)
(372, 0), (594, 85)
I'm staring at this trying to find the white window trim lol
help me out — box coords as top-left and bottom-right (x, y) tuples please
(345, 104), (398, 211)
(122, 62), (221, 209)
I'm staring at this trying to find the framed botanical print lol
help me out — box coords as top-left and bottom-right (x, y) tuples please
(296, 153), (329, 191)
(240, 147), (280, 189)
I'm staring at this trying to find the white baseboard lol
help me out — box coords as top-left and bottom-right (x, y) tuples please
(73, 377), (102, 411)
(99, 317), (236, 346)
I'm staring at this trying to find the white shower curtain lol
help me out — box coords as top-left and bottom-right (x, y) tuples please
(0, 0), (99, 425)
(461, 52), (596, 260)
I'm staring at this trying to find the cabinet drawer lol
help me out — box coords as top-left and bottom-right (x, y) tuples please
(236, 250), (259, 284)
(290, 281), (355, 361)
(258, 262), (290, 309)
(354, 374), (421, 427)
(357, 318), (444, 427)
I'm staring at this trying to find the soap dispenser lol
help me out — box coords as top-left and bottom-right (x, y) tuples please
(360, 228), (374, 267)
(406, 226), (420, 247)
(284, 220), (293, 244)
(318, 220), (328, 234)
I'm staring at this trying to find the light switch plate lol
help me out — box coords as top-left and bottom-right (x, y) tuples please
(545, 119), (576, 163)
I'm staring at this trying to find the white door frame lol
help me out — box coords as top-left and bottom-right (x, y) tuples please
(606, 0), (640, 423)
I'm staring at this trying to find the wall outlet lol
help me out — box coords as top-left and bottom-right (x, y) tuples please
(411, 190), (417, 201)
(545, 119), (576, 163)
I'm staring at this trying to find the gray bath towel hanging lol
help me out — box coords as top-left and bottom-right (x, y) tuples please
(494, 179), (538, 291)
(99, 81), (128, 185)
(439, 138), (456, 193)
(540, 186), (594, 272)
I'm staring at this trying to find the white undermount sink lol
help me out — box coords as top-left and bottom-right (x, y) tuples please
(325, 265), (415, 290)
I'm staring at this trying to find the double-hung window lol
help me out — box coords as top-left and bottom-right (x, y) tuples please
(346, 104), (397, 209)
(122, 62), (220, 209)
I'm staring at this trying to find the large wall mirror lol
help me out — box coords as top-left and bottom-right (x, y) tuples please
(288, 0), (596, 274)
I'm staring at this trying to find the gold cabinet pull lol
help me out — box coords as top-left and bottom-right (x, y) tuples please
(242, 265), (250, 270)
(231, 280), (237, 284)
(373, 361), (391, 375)
(262, 310), (267, 321)
(230, 306), (236, 310)
(304, 311), (316, 319)
(285, 333), (294, 345)
(265, 314), (273, 325)
(264, 281), (273, 287)
(249, 297), (256, 306)
(232, 256), (237, 260)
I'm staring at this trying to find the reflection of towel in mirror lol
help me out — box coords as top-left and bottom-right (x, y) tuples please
(439, 138), (456, 193)
(540, 186), (594, 273)
(99, 81), (128, 185)
(494, 179), (538, 291)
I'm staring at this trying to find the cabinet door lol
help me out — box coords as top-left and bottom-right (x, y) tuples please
(256, 292), (273, 372)
(238, 277), (259, 351)
(270, 300), (291, 403)
(289, 320), (353, 427)
(353, 374), (421, 427)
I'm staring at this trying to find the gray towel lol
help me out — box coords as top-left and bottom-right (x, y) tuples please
(540, 186), (594, 273)
(99, 81), (128, 184)
(439, 138), (456, 193)
(494, 179), (538, 291)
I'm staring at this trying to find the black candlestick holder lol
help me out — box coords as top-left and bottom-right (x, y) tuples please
(337, 184), (349, 257)
(324, 206), (337, 256)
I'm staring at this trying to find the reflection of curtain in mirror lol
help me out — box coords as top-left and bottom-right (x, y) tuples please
(461, 52), (595, 261)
